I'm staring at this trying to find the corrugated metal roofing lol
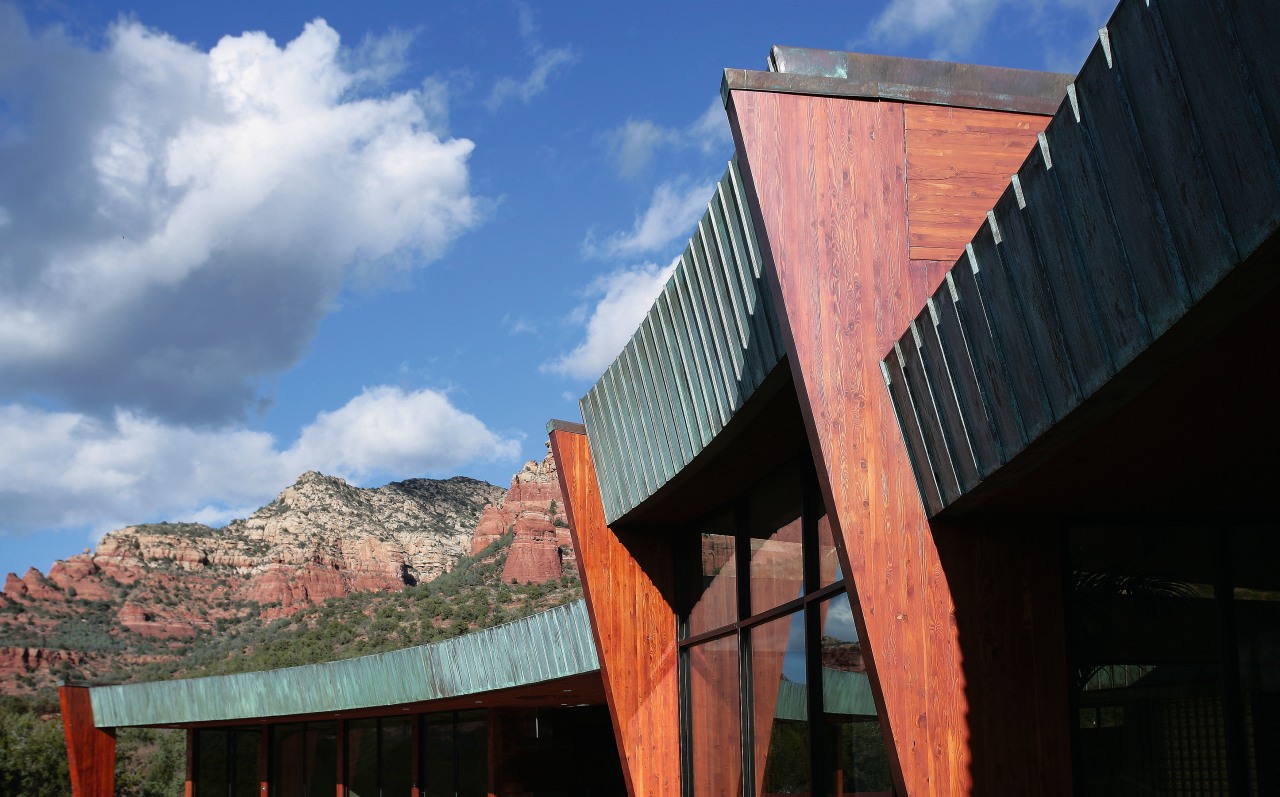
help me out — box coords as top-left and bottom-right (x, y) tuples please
(883, 0), (1280, 516)
(773, 668), (879, 722)
(89, 599), (599, 728)
(580, 158), (785, 524)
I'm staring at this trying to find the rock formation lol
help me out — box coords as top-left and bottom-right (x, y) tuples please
(472, 452), (575, 585)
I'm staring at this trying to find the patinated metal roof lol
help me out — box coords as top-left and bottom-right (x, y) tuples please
(89, 599), (599, 728)
(723, 46), (1072, 116)
(882, 0), (1280, 516)
(579, 158), (785, 525)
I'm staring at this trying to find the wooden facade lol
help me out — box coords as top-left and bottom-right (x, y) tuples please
(59, 684), (116, 797)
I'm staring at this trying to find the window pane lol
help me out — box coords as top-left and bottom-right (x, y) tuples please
(749, 466), (804, 615)
(346, 719), (378, 797)
(821, 593), (892, 794)
(421, 714), (455, 797)
(271, 724), (305, 797)
(689, 510), (738, 635)
(689, 636), (741, 797)
(817, 514), (842, 587)
(454, 711), (488, 797)
(196, 729), (228, 797)
(306, 723), (338, 797)
(231, 730), (261, 797)
(380, 717), (413, 797)
(1069, 526), (1223, 796)
(753, 611), (810, 795)
(1233, 526), (1280, 795)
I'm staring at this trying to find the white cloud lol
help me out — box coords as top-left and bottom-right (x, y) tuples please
(287, 386), (521, 481)
(0, 387), (520, 538)
(542, 260), (678, 381)
(583, 179), (714, 259)
(862, 0), (1112, 63)
(0, 11), (479, 423)
(606, 97), (730, 178)
(486, 3), (577, 110)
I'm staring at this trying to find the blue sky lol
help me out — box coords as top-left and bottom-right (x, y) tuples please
(0, 0), (1113, 579)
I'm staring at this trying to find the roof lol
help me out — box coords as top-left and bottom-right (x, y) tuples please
(881, 0), (1280, 516)
(722, 46), (1072, 115)
(89, 599), (599, 728)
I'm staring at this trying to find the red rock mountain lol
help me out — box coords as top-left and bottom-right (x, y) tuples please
(0, 460), (575, 694)
(472, 452), (576, 585)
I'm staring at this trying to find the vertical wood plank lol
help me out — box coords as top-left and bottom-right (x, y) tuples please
(185, 729), (195, 797)
(550, 429), (680, 797)
(58, 684), (116, 797)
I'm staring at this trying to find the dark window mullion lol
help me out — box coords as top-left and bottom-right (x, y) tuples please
(804, 600), (826, 797)
(736, 498), (754, 797)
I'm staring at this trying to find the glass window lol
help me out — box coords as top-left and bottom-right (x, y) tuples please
(422, 714), (455, 797)
(689, 510), (738, 636)
(454, 711), (488, 796)
(231, 731), (260, 797)
(689, 635), (742, 797)
(749, 467), (804, 615)
(752, 611), (810, 795)
(195, 730), (228, 797)
(820, 592), (891, 794)
(380, 717), (413, 797)
(1069, 526), (1224, 796)
(271, 722), (335, 797)
(422, 711), (488, 797)
(346, 719), (378, 797)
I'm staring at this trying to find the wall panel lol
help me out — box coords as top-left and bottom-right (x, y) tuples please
(730, 88), (1073, 795)
(59, 684), (116, 797)
(549, 428), (679, 797)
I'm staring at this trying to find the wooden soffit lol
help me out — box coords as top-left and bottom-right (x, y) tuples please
(882, 0), (1280, 517)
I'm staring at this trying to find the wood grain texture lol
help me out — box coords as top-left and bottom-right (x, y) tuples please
(729, 89), (1073, 796)
(59, 685), (116, 797)
(905, 105), (1049, 262)
(550, 429), (679, 797)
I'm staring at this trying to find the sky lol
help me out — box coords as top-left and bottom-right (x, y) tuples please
(0, 0), (1115, 579)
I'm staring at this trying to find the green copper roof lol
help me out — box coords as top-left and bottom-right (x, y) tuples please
(580, 157), (785, 524)
(89, 600), (598, 728)
(773, 668), (878, 722)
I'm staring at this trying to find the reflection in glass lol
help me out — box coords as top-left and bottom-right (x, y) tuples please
(749, 466), (804, 615)
(1234, 527), (1280, 794)
(817, 514), (842, 587)
(821, 593), (891, 795)
(271, 724), (305, 797)
(232, 731), (260, 797)
(689, 636), (741, 797)
(195, 729), (228, 797)
(306, 723), (337, 797)
(1069, 526), (1224, 796)
(753, 611), (810, 795)
(689, 510), (738, 635)
(423, 711), (488, 797)
(347, 719), (378, 797)
(380, 717), (413, 797)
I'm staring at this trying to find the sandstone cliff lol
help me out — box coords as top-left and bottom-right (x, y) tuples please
(471, 452), (575, 585)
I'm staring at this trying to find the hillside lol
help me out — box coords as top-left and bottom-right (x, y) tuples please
(0, 453), (577, 697)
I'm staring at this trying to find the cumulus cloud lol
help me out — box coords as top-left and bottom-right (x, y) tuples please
(542, 260), (678, 381)
(862, 0), (1112, 63)
(0, 10), (479, 423)
(607, 97), (730, 178)
(0, 387), (520, 538)
(486, 2), (577, 110)
(583, 179), (714, 259)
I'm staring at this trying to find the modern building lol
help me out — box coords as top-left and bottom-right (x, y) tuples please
(62, 0), (1279, 794)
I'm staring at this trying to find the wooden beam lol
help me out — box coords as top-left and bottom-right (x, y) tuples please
(729, 88), (1073, 796)
(549, 428), (679, 797)
(58, 684), (115, 797)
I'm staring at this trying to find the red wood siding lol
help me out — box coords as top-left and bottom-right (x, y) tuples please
(550, 428), (679, 797)
(59, 684), (116, 797)
(729, 89), (1072, 796)
(905, 104), (1049, 263)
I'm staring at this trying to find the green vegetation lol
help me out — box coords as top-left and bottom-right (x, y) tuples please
(0, 695), (69, 797)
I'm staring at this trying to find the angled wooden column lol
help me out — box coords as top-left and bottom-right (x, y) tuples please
(729, 89), (1071, 795)
(549, 424), (679, 797)
(59, 684), (115, 797)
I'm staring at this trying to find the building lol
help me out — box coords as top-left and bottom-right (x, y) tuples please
(62, 0), (1279, 794)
